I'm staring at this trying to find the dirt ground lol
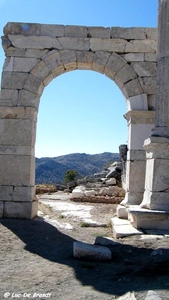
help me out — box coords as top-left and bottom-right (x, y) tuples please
(1, 192), (169, 300)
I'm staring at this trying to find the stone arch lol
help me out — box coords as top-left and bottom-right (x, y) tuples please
(0, 23), (157, 218)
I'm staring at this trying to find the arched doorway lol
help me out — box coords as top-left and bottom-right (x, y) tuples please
(0, 22), (156, 218)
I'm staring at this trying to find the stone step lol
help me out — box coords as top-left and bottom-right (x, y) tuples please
(128, 207), (169, 230)
(111, 217), (143, 239)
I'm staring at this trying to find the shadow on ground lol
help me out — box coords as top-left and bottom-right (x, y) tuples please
(1, 218), (169, 297)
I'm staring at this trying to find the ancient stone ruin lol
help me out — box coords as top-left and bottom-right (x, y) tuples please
(1, 0), (169, 235)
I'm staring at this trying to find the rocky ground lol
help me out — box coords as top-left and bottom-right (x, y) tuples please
(1, 192), (169, 300)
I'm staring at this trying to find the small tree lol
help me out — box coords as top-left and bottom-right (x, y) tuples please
(64, 170), (78, 184)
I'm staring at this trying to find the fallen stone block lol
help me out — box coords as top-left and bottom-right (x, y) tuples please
(73, 241), (111, 261)
(145, 290), (161, 300)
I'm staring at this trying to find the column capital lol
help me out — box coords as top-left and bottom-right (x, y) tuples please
(124, 110), (155, 125)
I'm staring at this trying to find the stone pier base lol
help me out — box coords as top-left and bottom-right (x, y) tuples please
(0, 200), (38, 219)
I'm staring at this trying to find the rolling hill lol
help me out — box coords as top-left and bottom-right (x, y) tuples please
(35, 152), (119, 184)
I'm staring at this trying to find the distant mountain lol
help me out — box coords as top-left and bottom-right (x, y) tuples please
(35, 152), (119, 184)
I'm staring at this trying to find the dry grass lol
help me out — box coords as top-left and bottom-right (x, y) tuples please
(35, 184), (57, 195)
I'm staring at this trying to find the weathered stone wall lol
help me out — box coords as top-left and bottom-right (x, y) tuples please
(0, 23), (157, 218)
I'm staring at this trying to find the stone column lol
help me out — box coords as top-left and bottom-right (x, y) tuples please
(141, 0), (169, 212)
(152, 0), (169, 137)
(122, 110), (155, 206)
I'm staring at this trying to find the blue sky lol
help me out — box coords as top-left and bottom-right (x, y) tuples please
(0, 0), (158, 157)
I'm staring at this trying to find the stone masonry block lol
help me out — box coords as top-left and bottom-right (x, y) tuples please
(127, 149), (146, 161)
(144, 53), (157, 62)
(65, 25), (87, 37)
(4, 22), (41, 36)
(0, 186), (13, 201)
(125, 40), (157, 53)
(58, 37), (89, 51)
(93, 51), (111, 73)
(8, 35), (62, 50)
(4, 47), (26, 58)
(110, 27), (147, 40)
(4, 200), (38, 219)
(90, 38), (127, 52)
(123, 53), (144, 62)
(146, 28), (157, 40)
(126, 160), (146, 192)
(13, 57), (39, 72)
(76, 50), (94, 70)
(25, 49), (48, 58)
(1, 71), (28, 90)
(0, 145), (34, 156)
(18, 90), (40, 109)
(12, 186), (36, 201)
(0, 89), (18, 107)
(121, 191), (143, 205)
(144, 136), (169, 159)
(88, 27), (110, 38)
(0, 118), (36, 146)
(141, 190), (169, 211)
(0, 185), (36, 202)
(131, 61), (156, 77)
(138, 76), (156, 94)
(129, 208), (169, 231)
(145, 158), (169, 192)
(0, 106), (37, 121)
(40, 24), (64, 37)
(0, 154), (35, 186)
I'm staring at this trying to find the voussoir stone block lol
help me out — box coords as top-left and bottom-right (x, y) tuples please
(105, 53), (126, 80)
(58, 49), (77, 71)
(115, 63), (137, 87)
(93, 51), (111, 73)
(123, 78), (143, 97)
(76, 50), (94, 70)
(30, 60), (53, 85)
(23, 73), (44, 95)
(73, 241), (112, 261)
(4, 200), (38, 219)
